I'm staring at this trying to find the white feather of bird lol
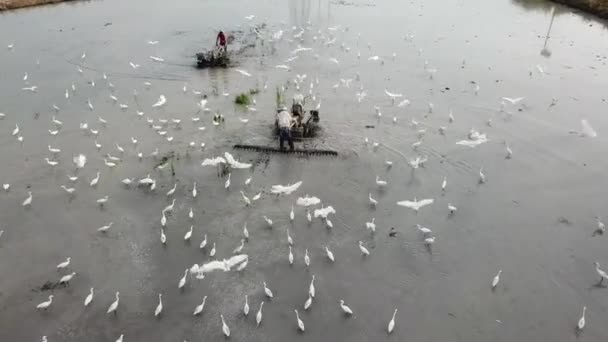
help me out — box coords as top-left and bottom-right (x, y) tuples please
(184, 226), (193, 241)
(366, 218), (376, 232)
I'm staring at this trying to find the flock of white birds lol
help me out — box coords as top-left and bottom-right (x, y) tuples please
(2, 9), (607, 342)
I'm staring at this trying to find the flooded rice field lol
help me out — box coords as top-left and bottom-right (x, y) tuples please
(0, 0), (607, 341)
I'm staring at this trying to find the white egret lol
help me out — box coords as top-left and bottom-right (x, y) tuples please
(178, 269), (188, 289)
(107, 292), (120, 314)
(115, 334), (123, 342)
(479, 167), (486, 184)
(45, 158), (58, 167)
(154, 293), (163, 317)
(492, 270), (502, 289)
(199, 234), (207, 249)
(225, 173), (231, 189)
(263, 216), (273, 227)
(288, 246), (294, 265)
(577, 306), (586, 331)
(304, 249), (310, 267)
(424, 236), (436, 245)
(184, 226), (194, 242)
(243, 223), (249, 240)
(188, 208), (194, 219)
(263, 282), (273, 299)
(90, 172), (100, 187)
(220, 314), (230, 337)
(294, 309), (305, 332)
(256, 301), (264, 325)
(304, 294), (312, 310)
(60, 185), (75, 194)
(358, 241), (370, 256)
(22, 191), (32, 206)
(369, 193), (378, 206)
(388, 309), (398, 334)
(97, 222), (113, 233)
(240, 191), (251, 206)
(252, 192), (262, 201)
(192, 296), (208, 316)
(290, 205), (295, 221)
(309, 275), (315, 298)
(209, 242), (216, 257)
(56, 257), (71, 270)
(243, 295), (250, 316)
(448, 203), (458, 214)
(163, 199), (175, 214)
(416, 224), (432, 235)
(376, 176), (387, 187)
(306, 210), (312, 223)
(192, 182), (197, 198)
(160, 228), (167, 245)
(339, 300), (353, 315)
(161, 211), (167, 227)
(166, 183), (177, 197)
(442, 177), (447, 191)
(397, 198), (434, 212)
(595, 262), (608, 284)
(59, 272), (76, 285)
(366, 218), (376, 232)
(96, 196), (109, 206)
(233, 239), (245, 254)
(287, 230), (293, 245)
(325, 246), (335, 262)
(84, 288), (94, 307)
(502, 97), (524, 105)
(36, 295), (54, 310)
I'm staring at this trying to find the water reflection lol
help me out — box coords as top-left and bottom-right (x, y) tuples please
(289, 0), (331, 27)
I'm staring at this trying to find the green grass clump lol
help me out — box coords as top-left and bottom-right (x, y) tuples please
(235, 93), (251, 106)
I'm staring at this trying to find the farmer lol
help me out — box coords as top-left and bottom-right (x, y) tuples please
(277, 106), (295, 151)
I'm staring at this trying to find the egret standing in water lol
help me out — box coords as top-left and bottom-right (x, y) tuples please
(193, 296), (207, 316)
(22, 191), (32, 207)
(243, 295), (249, 316)
(36, 295), (54, 310)
(309, 275), (316, 298)
(263, 281), (274, 299)
(107, 292), (120, 315)
(594, 262), (608, 284)
(84, 288), (94, 307)
(288, 246), (294, 265)
(492, 270), (502, 289)
(339, 300), (354, 315)
(178, 269), (188, 290)
(304, 249), (310, 267)
(387, 308), (398, 334)
(154, 293), (163, 317)
(359, 241), (370, 256)
(292, 309), (305, 332)
(256, 301), (264, 326)
(304, 293), (312, 310)
(220, 314), (230, 337)
(577, 306), (586, 331)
